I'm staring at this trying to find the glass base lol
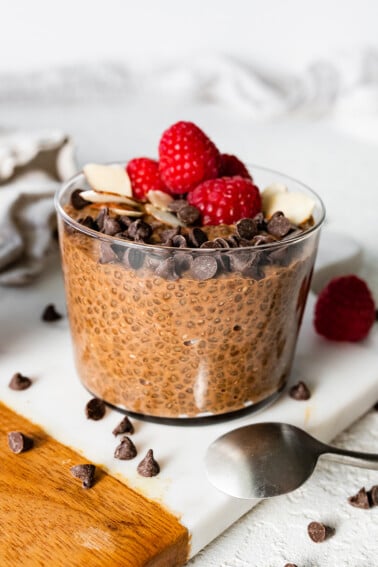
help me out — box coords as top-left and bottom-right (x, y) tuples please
(84, 384), (285, 427)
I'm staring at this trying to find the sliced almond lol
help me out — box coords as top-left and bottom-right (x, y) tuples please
(146, 190), (174, 210)
(264, 191), (315, 224)
(109, 206), (143, 217)
(145, 204), (184, 227)
(83, 163), (132, 197)
(80, 190), (141, 208)
(262, 183), (288, 217)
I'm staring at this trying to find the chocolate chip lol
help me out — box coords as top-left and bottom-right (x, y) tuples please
(122, 248), (144, 270)
(236, 218), (258, 240)
(289, 381), (311, 400)
(216, 252), (231, 274)
(177, 205), (200, 225)
(119, 215), (133, 229)
(7, 431), (34, 454)
(161, 227), (181, 243)
(137, 449), (160, 477)
(78, 216), (98, 230)
(174, 252), (193, 275)
(251, 234), (277, 246)
(112, 416), (134, 436)
(114, 436), (137, 460)
(172, 234), (188, 248)
(242, 263), (265, 281)
(168, 199), (187, 212)
(128, 219), (153, 241)
(99, 242), (119, 264)
(191, 255), (218, 280)
(213, 238), (230, 248)
(96, 207), (109, 231)
(369, 485), (378, 506)
(155, 257), (179, 280)
(42, 304), (63, 322)
(307, 521), (334, 543)
(225, 235), (240, 248)
(284, 564), (298, 567)
(229, 250), (255, 273)
(348, 487), (370, 509)
(102, 216), (122, 236)
(70, 464), (96, 489)
(200, 240), (222, 249)
(253, 212), (266, 230)
(267, 211), (292, 238)
(8, 372), (32, 391)
(85, 397), (106, 420)
(188, 228), (208, 248)
(71, 189), (88, 210)
(268, 246), (291, 266)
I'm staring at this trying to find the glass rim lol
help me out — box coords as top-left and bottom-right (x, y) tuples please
(55, 163), (326, 252)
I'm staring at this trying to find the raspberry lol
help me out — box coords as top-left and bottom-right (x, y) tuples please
(314, 275), (376, 342)
(158, 121), (220, 194)
(126, 158), (169, 201)
(219, 154), (252, 179)
(187, 176), (262, 226)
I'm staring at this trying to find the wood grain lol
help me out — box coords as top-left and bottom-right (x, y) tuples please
(0, 402), (189, 566)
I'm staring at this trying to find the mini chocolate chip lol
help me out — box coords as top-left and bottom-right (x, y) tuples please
(161, 227), (181, 243)
(70, 464), (96, 489)
(177, 204), (200, 225)
(42, 304), (63, 322)
(267, 211), (292, 238)
(236, 218), (258, 240)
(289, 381), (311, 400)
(8, 372), (32, 391)
(174, 252), (193, 275)
(114, 436), (137, 460)
(225, 235), (240, 248)
(78, 216), (98, 230)
(191, 255), (218, 280)
(307, 521), (334, 543)
(172, 234), (188, 248)
(242, 263), (265, 281)
(155, 257), (179, 280)
(96, 207), (109, 231)
(85, 398), (106, 420)
(369, 485), (378, 506)
(189, 227), (208, 248)
(119, 215), (133, 228)
(283, 228), (303, 240)
(348, 487), (370, 509)
(71, 189), (88, 210)
(99, 242), (119, 264)
(229, 250), (255, 272)
(253, 212), (266, 229)
(168, 199), (187, 212)
(251, 234), (277, 246)
(268, 246), (291, 266)
(112, 416), (134, 436)
(137, 449), (160, 477)
(122, 248), (144, 270)
(213, 238), (230, 248)
(216, 252), (231, 274)
(7, 431), (34, 454)
(128, 219), (152, 241)
(200, 240), (222, 249)
(102, 216), (122, 236)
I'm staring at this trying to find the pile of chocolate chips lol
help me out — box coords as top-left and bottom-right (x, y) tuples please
(69, 190), (307, 281)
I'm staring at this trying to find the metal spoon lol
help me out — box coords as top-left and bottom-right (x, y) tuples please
(205, 422), (378, 499)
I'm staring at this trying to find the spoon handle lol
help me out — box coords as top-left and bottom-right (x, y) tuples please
(320, 445), (378, 470)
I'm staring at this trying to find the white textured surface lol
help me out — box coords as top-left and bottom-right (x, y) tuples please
(2, 95), (378, 565)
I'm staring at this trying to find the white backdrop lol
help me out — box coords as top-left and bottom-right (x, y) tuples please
(2, 0), (378, 73)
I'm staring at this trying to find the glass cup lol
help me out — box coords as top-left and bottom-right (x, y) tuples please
(56, 165), (325, 424)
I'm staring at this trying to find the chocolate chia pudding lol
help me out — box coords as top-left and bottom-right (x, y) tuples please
(56, 123), (325, 421)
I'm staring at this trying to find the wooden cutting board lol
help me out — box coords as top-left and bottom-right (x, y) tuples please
(1, 230), (377, 566)
(0, 402), (189, 566)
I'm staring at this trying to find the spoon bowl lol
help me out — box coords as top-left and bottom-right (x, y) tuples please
(205, 422), (378, 499)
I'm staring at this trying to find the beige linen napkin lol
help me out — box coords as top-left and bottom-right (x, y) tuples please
(0, 130), (77, 285)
